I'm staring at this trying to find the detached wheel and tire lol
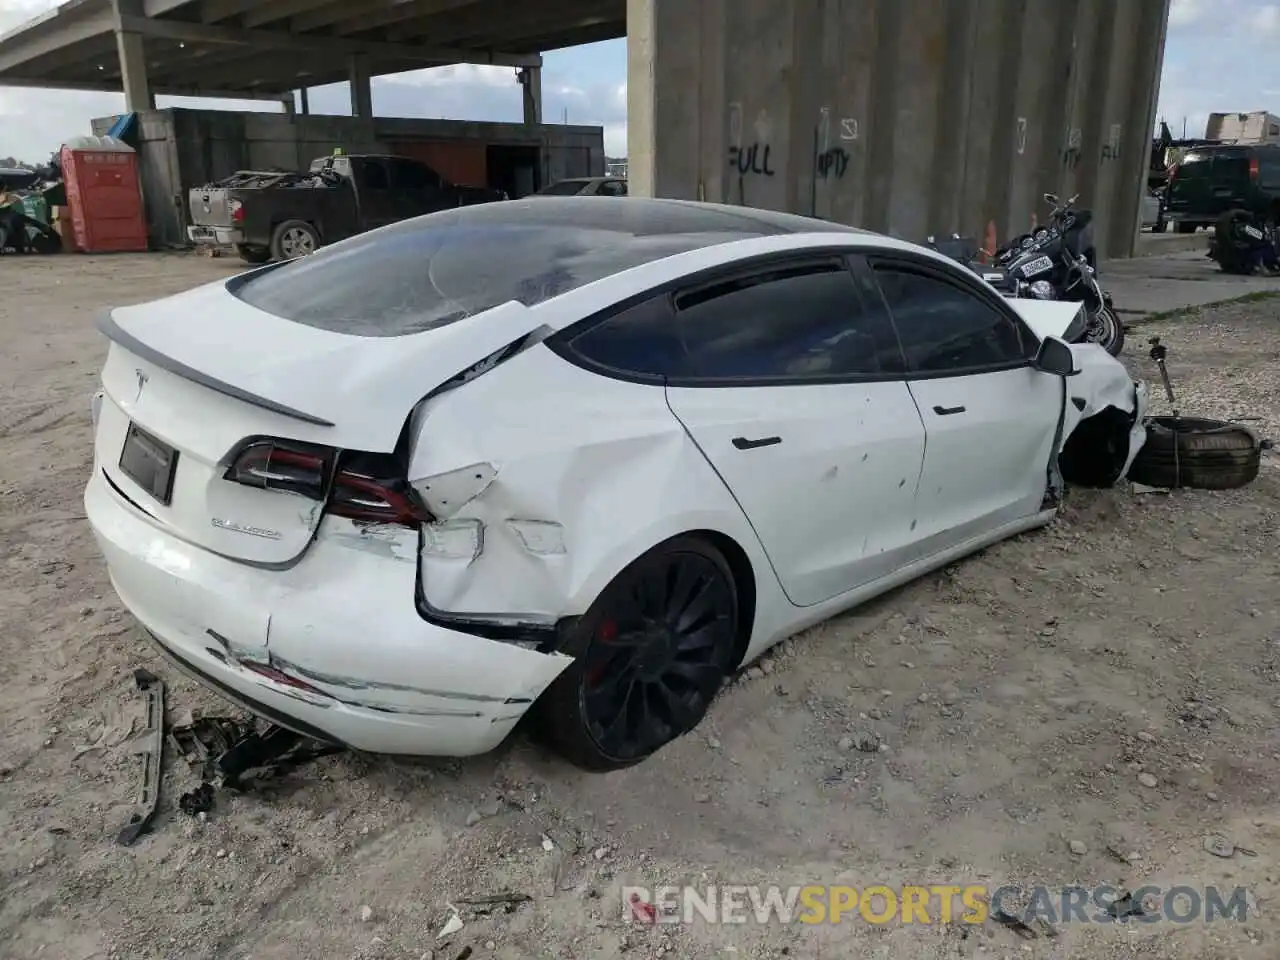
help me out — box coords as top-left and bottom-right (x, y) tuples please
(537, 536), (740, 771)
(1128, 416), (1262, 490)
(270, 219), (320, 260)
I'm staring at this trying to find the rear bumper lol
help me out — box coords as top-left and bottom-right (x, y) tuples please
(84, 469), (574, 756)
(187, 225), (244, 247)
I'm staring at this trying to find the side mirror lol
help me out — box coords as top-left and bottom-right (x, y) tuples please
(1034, 335), (1079, 377)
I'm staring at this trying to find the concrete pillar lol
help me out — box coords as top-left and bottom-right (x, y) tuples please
(113, 29), (153, 112)
(299, 87), (310, 116)
(519, 66), (543, 126)
(628, 0), (1172, 258)
(349, 54), (373, 118)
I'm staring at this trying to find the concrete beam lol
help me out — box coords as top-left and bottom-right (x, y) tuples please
(196, 0), (265, 22)
(503, 20), (622, 52)
(519, 64), (541, 125)
(141, 0), (192, 16)
(157, 50), (352, 89)
(0, 74), (291, 100)
(287, 0), (359, 33)
(318, 0), (482, 38)
(386, 0), (606, 44)
(0, 8), (113, 73)
(243, 0), (335, 30)
(114, 29), (154, 110)
(349, 52), (372, 118)
(116, 13), (543, 67)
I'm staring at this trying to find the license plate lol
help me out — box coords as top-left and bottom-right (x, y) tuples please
(1020, 255), (1053, 277)
(119, 424), (178, 506)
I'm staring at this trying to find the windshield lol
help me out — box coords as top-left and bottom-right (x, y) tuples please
(230, 198), (853, 337)
(535, 180), (590, 196)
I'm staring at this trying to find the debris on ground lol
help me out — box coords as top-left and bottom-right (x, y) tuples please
(436, 910), (463, 939)
(178, 782), (214, 816)
(216, 724), (344, 790)
(1203, 835), (1235, 858)
(169, 715), (253, 780)
(115, 669), (164, 846)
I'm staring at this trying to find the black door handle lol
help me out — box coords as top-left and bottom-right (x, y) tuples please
(732, 436), (782, 450)
(932, 405), (966, 416)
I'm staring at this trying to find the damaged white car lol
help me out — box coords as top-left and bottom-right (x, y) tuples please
(85, 198), (1147, 772)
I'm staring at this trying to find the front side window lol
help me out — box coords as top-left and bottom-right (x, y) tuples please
(568, 262), (905, 381)
(872, 266), (1026, 374)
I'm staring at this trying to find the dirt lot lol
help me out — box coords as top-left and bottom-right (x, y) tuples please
(1, 253), (1278, 960)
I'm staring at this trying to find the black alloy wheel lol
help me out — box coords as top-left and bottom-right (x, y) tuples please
(537, 536), (740, 771)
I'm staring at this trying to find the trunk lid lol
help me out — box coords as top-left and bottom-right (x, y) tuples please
(96, 279), (542, 564)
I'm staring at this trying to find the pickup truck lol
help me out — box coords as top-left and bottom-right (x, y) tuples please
(187, 154), (507, 264)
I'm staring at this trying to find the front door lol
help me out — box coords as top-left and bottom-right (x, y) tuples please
(655, 258), (927, 607)
(866, 258), (1065, 556)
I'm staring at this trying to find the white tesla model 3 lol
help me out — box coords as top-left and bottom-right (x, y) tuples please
(85, 198), (1147, 771)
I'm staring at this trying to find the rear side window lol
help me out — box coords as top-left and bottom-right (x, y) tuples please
(359, 159), (390, 190)
(389, 158), (441, 191)
(569, 263), (905, 381)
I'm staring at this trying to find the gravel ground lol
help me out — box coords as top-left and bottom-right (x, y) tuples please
(1, 253), (1278, 960)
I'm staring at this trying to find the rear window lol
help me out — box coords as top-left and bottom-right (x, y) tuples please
(1174, 153), (1211, 177)
(535, 180), (589, 195)
(230, 198), (848, 337)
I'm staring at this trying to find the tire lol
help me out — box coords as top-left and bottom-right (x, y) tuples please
(1127, 416), (1261, 490)
(1212, 209), (1262, 275)
(535, 535), (741, 772)
(269, 219), (320, 260)
(236, 243), (271, 265)
(1083, 304), (1124, 356)
(1175, 221), (1197, 234)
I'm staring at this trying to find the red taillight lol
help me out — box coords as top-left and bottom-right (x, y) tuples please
(329, 467), (430, 526)
(229, 198), (245, 222)
(224, 440), (331, 499)
(1250, 157), (1260, 181)
(224, 438), (430, 528)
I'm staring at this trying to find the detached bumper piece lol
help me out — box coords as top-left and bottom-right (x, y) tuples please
(116, 668), (165, 846)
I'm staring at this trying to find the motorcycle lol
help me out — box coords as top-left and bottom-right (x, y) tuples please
(926, 193), (1124, 356)
(1207, 208), (1277, 275)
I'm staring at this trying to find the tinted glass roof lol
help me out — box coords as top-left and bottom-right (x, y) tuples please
(232, 198), (867, 337)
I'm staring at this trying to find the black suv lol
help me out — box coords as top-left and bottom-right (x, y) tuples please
(1164, 144), (1280, 233)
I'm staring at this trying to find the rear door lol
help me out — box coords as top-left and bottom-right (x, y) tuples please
(387, 157), (449, 216)
(565, 256), (927, 607)
(350, 157), (399, 229)
(865, 256), (1063, 557)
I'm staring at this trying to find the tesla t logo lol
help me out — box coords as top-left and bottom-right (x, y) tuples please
(134, 369), (148, 401)
(212, 518), (283, 540)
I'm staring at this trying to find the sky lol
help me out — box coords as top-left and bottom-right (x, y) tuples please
(0, 0), (1277, 165)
